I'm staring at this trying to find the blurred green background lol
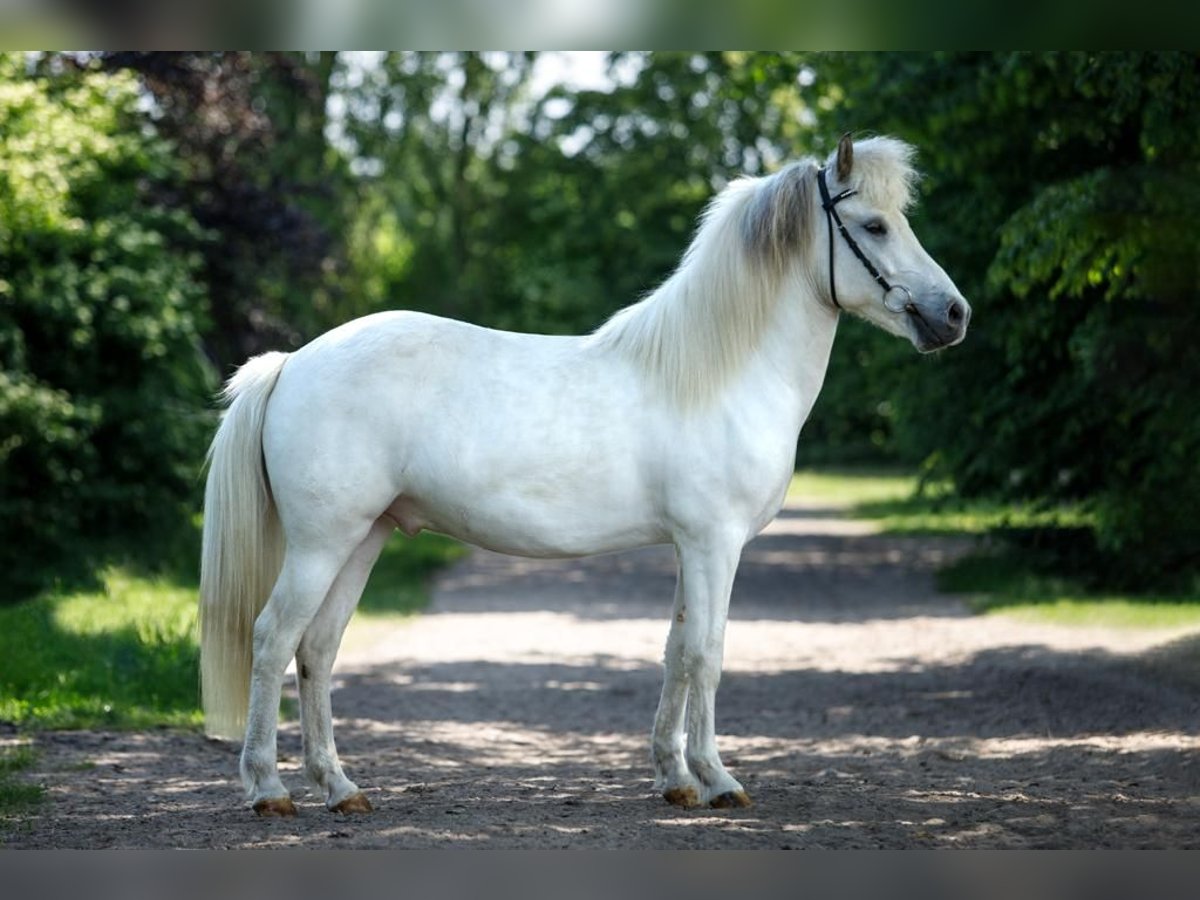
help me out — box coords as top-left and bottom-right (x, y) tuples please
(0, 45), (1197, 841)
(1, 51), (1199, 800)
(2, 51), (1198, 601)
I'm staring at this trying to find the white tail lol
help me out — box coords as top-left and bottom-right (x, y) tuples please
(199, 351), (289, 740)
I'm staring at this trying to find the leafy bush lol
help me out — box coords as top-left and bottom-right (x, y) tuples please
(0, 56), (215, 598)
(817, 51), (1200, 588)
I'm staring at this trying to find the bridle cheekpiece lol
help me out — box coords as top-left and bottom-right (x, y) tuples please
(817, 165), (913, 315)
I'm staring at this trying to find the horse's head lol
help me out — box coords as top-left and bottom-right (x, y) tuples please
(816, 135), (970, 353)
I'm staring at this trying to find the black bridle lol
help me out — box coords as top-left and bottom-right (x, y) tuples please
(817, 165), (914, 315)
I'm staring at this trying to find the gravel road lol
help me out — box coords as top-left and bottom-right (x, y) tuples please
(9, 500), (1200, 848)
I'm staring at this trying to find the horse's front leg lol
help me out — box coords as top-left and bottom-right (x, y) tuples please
(653, 534), (750, 809)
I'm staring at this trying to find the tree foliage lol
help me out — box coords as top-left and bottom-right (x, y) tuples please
(0, 55), (213, 593)
(814, 51), (1200, 585)
(336, 52), (811, 335)
(97, 51), (352, 374)
(4, 51), (1196, 596)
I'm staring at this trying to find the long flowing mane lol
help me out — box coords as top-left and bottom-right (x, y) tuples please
(590, 162), (815, 408)
(590, 137), (919, 408)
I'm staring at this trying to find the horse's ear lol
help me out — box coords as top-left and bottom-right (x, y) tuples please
(836, 133), (854, 182)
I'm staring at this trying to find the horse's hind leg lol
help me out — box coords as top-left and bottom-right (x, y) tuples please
(295, 518), (392, 813)
(652, 572), (704, 807)
(241, 530), (368, 816)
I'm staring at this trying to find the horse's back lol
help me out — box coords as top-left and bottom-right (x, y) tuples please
(261, 310), (670, 556)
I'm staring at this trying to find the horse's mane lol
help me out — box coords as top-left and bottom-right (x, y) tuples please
(848, 136), (920, 213)
(592, 137), (919, 409)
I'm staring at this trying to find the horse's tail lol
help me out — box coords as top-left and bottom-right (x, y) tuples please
(199, 351), (289, 741)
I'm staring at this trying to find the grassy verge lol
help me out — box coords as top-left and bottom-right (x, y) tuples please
(787, 468), (921, 507)
(358, 533), (466, 616)
(0, 531), (465, 733)
(790, 468), (1200, 628)
(938, 551), (1200, 628)
(0, 744), (44, 822)
(0, 567), (202, 731)
(788, 469), (1090, 536)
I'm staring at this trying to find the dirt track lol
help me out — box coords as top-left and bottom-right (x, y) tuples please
(9, 500), (1200, 848)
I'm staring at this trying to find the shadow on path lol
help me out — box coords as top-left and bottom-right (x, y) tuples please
(429, 519), (972, 623)
(12, 506), (1200, 848)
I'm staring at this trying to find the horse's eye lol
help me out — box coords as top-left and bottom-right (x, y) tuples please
(864, 220), (887, 236)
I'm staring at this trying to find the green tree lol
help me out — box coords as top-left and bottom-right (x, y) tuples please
(97, 52), (352, 374)
(0, 55), (214, 596)
(334, 51), (538, 327)
(813, 51), (1200, 585)
(493, 52), (812, 335)
(334, 52), (816, 337)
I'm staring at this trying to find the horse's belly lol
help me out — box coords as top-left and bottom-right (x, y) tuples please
(388, 486), (667, 559)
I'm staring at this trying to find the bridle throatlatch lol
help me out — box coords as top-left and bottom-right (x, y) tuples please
(817, 165), (914, 315)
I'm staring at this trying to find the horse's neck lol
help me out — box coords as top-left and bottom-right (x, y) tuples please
(731, 282), (840, 436)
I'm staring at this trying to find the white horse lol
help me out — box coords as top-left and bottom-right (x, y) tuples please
(200, 135), (970, 816)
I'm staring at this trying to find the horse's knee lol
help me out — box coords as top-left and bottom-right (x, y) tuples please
(252, 610), (307, 678)
(682, 646), (722, 689)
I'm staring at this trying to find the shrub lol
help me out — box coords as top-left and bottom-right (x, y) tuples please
(0, 56), (215, 598)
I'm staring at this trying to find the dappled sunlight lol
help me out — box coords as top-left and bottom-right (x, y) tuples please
(17, 644), (1200, 847)
(16, 478), (1200, 847)
(341, 611), (669, 671)
(758, 513), (880, 538)
(20, 518), (1198, 848)
(337, 718), (644, 772)
(406, 681), (481, 694)
(543, 680), (608, 692)
(372, 825), (492, 843)
(787, 470), (920, 508)
(725, 616), (1200, 678)
(954, 732), (1200, 759)
(0, 568), (203, 731)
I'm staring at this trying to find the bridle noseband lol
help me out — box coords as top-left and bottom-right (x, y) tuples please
(817, 165), (914, 315)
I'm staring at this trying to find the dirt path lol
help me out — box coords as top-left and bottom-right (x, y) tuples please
(9, 501), (1200, 848)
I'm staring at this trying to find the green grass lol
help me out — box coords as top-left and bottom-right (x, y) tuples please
(939, 551), (1200, 628)
(358, 533), (467, 616)
(858, 496), (1088, 536)
(788, 468), (920, 507)
(0, 531), (465, 732)
(0, 744), (43, 820)
(789, 468), (1091, 536)
(792, 467), (1200, 628)
(0, 567), (202, 730)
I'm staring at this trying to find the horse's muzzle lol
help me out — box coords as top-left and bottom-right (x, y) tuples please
(910, 293), (970, 352)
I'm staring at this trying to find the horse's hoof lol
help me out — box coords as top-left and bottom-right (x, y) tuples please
(709, 790), (752, 809)
(331, 792), (373, 815)
(662, 786), (702, 808)
(252, 796), (298, 817)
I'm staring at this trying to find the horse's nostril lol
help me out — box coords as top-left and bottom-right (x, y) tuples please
(947, 300), (965, 326)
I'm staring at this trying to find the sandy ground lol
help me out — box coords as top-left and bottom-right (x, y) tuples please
(8, 500), (1200, 848)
